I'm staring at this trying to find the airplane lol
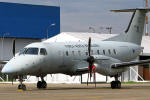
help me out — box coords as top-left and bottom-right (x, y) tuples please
(1, 8), (150, 90)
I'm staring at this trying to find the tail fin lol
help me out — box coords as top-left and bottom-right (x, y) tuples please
(105, 8), (150, 45)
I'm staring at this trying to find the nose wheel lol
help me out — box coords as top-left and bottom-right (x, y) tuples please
(18, 76), (26, 91)
(37, 76), (47, 89)
(18, 84), (26, 90)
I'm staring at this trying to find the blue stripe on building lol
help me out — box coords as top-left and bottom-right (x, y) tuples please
(0, 2), (60, 39)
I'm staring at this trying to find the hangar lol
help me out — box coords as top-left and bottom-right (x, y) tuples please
(0, 2), (60, 81)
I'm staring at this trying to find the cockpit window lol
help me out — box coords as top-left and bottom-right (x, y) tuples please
(25, 48), (39, 55)
(40, 48), (47, 55)
(19, 48), (27, 55)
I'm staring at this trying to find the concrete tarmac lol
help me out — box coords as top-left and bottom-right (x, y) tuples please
(0, 83), (150, 100)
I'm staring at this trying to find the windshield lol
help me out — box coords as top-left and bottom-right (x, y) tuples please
(25, 48), (39, 55)
(19, 48), (27, 55)
(40, 48), (47, 55)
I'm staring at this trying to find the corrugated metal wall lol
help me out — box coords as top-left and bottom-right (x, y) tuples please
(0, 2), (60, 39)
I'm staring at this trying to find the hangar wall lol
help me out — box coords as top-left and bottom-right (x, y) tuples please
(0, 2), (60, 60)
(0, 2), (60, 39)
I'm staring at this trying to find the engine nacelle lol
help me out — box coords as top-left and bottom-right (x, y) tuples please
(94, 56), (128, 76)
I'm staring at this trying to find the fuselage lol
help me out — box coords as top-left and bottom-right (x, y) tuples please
(2, 40), (143, 77)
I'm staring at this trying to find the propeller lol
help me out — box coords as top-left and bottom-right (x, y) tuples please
(86, 37), (96, 87)
(12, 39), (16, 57)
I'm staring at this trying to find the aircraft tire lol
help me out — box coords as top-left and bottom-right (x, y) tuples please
(116, 81), (121, 89)
(111, 81), (116, 89)
(37, 81), (47, 89)
(111, 81), (121, 89)
(37, 81), (42, 89)
(41, 81), (47, 89)
(18, 84), (26, 90)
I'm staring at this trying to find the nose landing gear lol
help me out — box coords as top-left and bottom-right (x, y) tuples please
(37, 76), (47, 89)
(18, 76), (26, 90)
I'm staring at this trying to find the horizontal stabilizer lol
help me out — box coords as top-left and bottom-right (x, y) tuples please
(111, 59), (150, 69)
(111, 8), (150, 13)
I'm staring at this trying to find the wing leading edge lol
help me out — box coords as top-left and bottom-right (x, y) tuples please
(111, 59), (150, 69)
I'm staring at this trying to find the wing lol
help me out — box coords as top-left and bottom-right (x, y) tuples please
(111, 59), (150, 69)
(74, 55), (112, 74)
(72, 61), (89, 75)
(76, 67), (89, 73)
(72, 55), (110, 62)
(0, 60), (8, 64)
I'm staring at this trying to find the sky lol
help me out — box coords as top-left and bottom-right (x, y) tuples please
(0, 0), (147, 34)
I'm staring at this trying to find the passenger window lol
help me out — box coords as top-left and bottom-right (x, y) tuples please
(113, 49), (117, 55)
(133, 49), (135, 53)
(78, 51), (81, 56)
(66, 51), (69, 56)
(40, 48), (47, 55)
(25, 48), (39, 55)
(97, 50), (100, 55)
(72, 51), (75, 56)
(108, 49), (111, 55)
(103, 50), (105, 55)
(85, 52), (88, 56)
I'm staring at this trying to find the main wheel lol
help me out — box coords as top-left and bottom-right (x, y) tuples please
(37, 81), (42, 89)
(111, 81), (121, 89)
(111, 81), (116, 89)
(41, 81), (47, 89)
(37, 81), (47, 89)
(116, 81), (121, 89)
(18, 84), (26, 90)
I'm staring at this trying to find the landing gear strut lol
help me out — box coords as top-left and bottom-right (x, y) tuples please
(111, 76), (121, 89)
(18, 76), (26, 90)
(37, 76), (47, 89)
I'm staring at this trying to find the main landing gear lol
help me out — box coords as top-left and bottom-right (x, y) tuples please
(111, 76), (121, 89)
(18, 76), (26, 90)
(37, 76), (47, 89)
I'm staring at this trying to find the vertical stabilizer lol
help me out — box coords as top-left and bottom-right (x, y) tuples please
(105, 9), (150, 45)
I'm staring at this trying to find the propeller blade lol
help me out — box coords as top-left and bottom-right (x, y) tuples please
(87, 71), (89, 86)
(93, 69), (96, 88)
(88, 37), (91, 56)
(89, 63), (92, 78)
(13, 39), (15, 57)
(86, 37), (97, 87)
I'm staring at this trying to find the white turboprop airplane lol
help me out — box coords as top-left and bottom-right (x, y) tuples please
(1, 8), (150, 90)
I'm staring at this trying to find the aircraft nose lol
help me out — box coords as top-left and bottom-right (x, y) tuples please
(1, 58), (21, 74)
(1, 64), (15, 74)
(1, 55), (39, 74)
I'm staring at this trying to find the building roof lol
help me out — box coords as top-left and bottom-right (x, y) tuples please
(44, 32), (150, 54)
(43, 32), (117, 42)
